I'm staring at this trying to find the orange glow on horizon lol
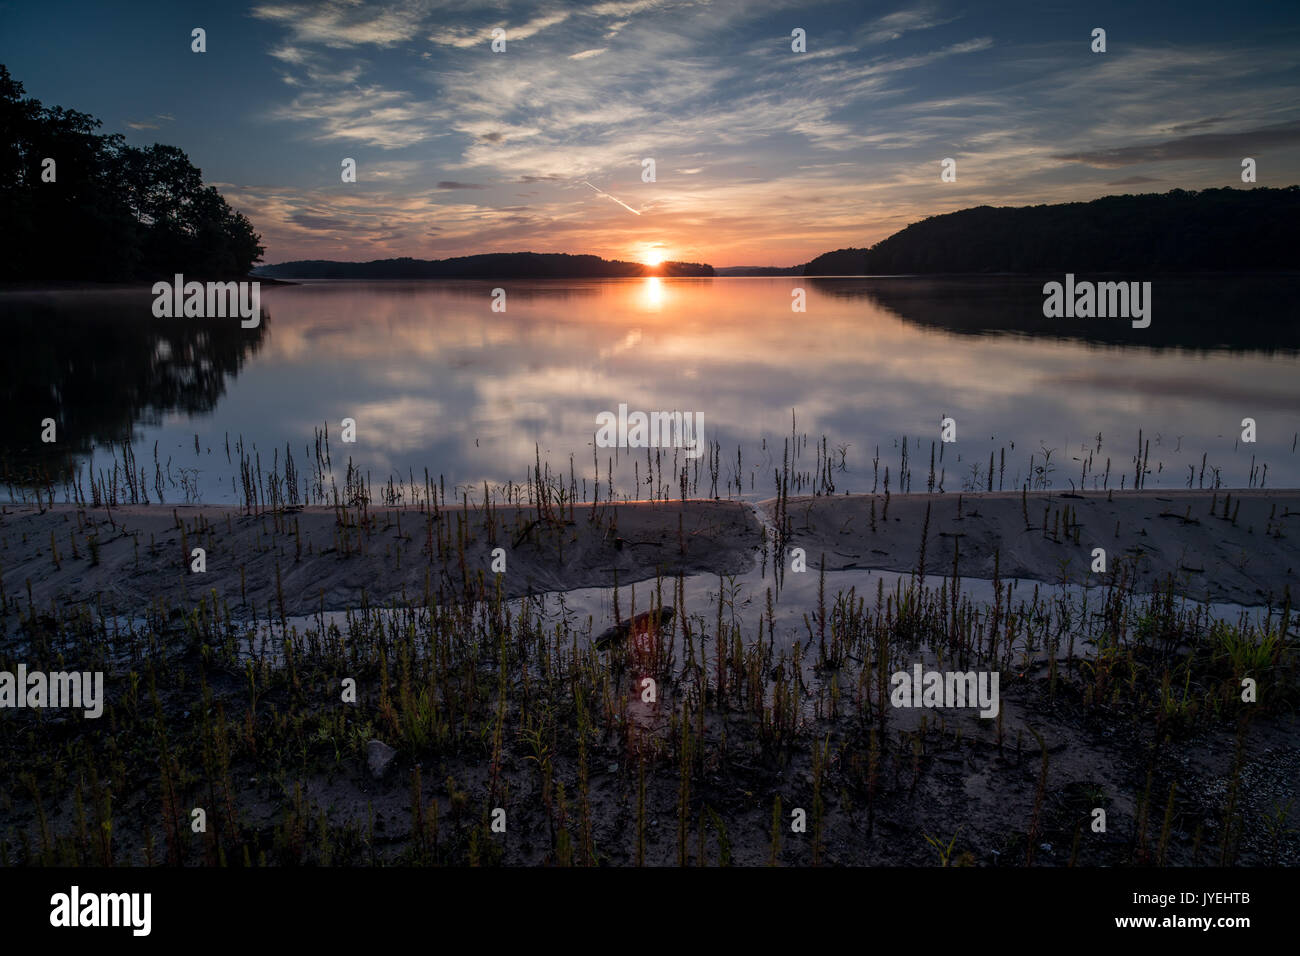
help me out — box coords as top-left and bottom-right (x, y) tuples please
(633, 242), (668, 268)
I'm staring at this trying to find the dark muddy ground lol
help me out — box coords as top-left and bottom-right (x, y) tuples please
(1, 494), (1296, 867)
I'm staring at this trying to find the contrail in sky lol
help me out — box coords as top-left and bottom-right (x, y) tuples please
(582, 181), (642, 216)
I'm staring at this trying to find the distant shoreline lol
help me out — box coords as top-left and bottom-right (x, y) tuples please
(3, 270), (1295, 292)
(260, 270), (1297, 277)
(0, 275), (296, 293)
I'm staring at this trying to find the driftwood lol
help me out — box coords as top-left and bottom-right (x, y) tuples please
(593, 607), (675, 649)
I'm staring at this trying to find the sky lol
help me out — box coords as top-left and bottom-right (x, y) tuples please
(3, 0), (1299, 267)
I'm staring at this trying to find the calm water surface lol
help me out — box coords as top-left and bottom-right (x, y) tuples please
(3, 276), (1298, 502)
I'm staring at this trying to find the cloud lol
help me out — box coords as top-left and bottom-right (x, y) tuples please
(125, 113), (174, 130)
(251, 0), (427, 48)
(290, 212), (351, 230)
(267, 85), (446, 148)
(860, 7), (959, 44)
(1052, 120), (1300, 167)
(364, 161), (428, 182)
(1166, 116), (1226, 134)
(432, 10), (572, 49)
(238, 0), (1300, 266)
(874, 36), (993, 72)
(269, 45), (308, 64)
(587, 0), (669, 16)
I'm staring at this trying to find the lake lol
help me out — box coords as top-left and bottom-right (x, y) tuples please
(3, 275), (1298, 504)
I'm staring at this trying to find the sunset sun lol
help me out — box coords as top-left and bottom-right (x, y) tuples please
(634, 242), (669, 267)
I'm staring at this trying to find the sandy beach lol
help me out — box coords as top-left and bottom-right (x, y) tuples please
(3, 489), (1295, 616)
(767, 489), (1299, 606)
(0, 499), (761, 618)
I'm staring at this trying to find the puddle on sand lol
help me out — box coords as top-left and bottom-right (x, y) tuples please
(223, 556), (1274, 674)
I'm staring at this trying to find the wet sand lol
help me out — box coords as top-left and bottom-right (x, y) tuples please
(0, 499), (761, 617)
(3, 489), (1297, 617)
(767, 488), (1300, 606)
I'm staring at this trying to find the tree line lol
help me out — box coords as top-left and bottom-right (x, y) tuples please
(0, 64), (263, 282)
(257, 253), (715, 279)
(804, 187), (1300, 275)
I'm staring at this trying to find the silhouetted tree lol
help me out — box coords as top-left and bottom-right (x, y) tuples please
(0, 64), (263, 281)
